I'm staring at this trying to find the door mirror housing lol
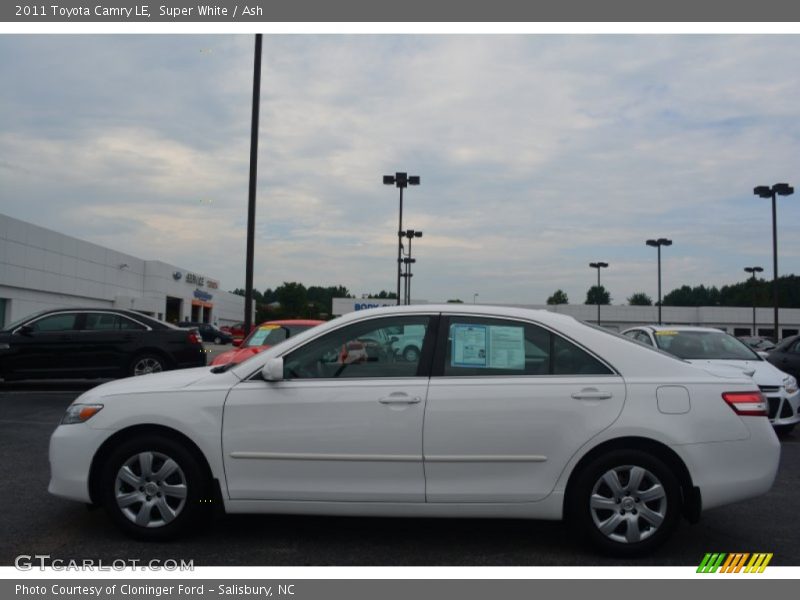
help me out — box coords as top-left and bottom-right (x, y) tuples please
(16, 325), (33, 336)
(261, 357), (284, 382)
(232, 338), (243, 347)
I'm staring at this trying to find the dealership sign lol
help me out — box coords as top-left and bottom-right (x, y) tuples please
(193, 290), (213, 302)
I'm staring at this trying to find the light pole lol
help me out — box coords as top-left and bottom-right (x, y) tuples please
(589, 262), (609, 325)
(754, 183), (794, 341)
(384, 172), (420, 306)
(473, 293), (479, 304)
(402, 230), (422, 305)
(646, 238), (672, 325)
(243, 33), (262, 335)
(744, 266), (764, 336)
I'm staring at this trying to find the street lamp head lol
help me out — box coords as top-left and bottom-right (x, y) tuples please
(657, 238), (672, 246)
(744, 266), (764, 274)
(646, 239), (658, 247)
(774, 183), (794, 196)
(753, 185), (772, 198)
(589, 262), (608, 269)
(414, 231), (423, 238)
(384, 172), (419, 188)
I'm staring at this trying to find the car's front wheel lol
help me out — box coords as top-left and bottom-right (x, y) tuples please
(569, 450), (681, 556)
(100, 435), (209, 540)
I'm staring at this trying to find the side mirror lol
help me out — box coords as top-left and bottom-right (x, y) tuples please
(232, 339), (243, 347)
(16, 325), (33, 336)
(261, 357), (284, 382)
(389, 336), (399, 343)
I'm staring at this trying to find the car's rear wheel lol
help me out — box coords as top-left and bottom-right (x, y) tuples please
(130, 354), (165, 377)
(100, 435), (209, 540)
(569, 450), (681, 556)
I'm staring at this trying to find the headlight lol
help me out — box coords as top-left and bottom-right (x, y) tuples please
(783, 376), (798, 395)
(61, 403), (104, 424)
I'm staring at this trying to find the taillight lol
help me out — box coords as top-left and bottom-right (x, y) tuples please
(722, 391), (768, 417)
(188, 332), (201, 345)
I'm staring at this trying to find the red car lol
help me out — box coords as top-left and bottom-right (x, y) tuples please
(219, 321), (248, 342)
(210, 319), (324, 367)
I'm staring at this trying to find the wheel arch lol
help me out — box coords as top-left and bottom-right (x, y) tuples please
(563, 436), (701, 523)
(88, 424), (219, 506)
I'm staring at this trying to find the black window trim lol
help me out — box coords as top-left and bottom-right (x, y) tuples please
(431, 313), (620, 378)
(80, 311), (150, 332)
(13, 309), (152, 334)
(244, 312), (442, 382)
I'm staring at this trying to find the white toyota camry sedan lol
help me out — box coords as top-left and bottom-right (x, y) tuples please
(49, 305), (780, 555)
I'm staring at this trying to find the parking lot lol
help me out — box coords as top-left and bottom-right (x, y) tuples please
(1, 340), (798, 568)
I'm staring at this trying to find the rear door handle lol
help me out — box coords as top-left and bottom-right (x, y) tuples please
(571, 388), (613, 400)
(379, 394), (422, 405)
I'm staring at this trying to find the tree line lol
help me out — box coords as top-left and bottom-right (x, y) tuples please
(546, 274), (800, 307)
(230, 284), (397, 321)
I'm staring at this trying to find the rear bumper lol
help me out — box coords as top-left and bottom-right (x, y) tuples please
(675, 418), (781, 511)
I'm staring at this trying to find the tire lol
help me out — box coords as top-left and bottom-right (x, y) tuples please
(402, 346), (420, 363)
(129, 354), (166, 377)
(100, 434), (210, 540)
(568, 449), (681, 556)
(213, 336), (222, 345)
(774, 423), (796, 436)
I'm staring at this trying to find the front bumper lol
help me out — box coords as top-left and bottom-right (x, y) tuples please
(48, 423), (111, 503)
(761, 387), (800, 428)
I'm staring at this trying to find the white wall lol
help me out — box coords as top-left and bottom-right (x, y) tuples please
(0, 213), (250, 327)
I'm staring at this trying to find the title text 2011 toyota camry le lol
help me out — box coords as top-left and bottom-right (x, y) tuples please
(49, 305), (780, 555)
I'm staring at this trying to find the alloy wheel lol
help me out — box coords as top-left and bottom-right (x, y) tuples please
(114, 451), (188, 528)
(589, 465), (667, 544)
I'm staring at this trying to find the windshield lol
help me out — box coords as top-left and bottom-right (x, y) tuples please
(3, 310), (48, 331)
(654, 330), (760, 360)
(242, 324), (318, 348)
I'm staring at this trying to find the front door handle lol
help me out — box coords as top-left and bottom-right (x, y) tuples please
(379, 394), (422, 405)
(571, 388), (613, 400)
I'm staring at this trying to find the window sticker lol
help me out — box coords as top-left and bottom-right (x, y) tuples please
(451, 324), (526, 370)
(452, 324), (488, 367)
(488, 326), (525, 370)
(655, 330), (678, 336)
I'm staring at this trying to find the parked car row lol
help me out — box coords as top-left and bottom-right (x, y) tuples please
(49, 304), (781, 556)
(622, 326), (800, 434)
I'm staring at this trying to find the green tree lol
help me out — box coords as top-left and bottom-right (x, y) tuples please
(276, 282), (309, 318)
(364, 290), (398, 299)
(627, 292), (653, 306)
(585, 285), (611, 305)
(546, 289), (569, 305)
(446, 299), (464, 303)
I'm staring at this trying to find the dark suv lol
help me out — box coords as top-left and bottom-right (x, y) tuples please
(0, 308), (206, 381)
(177, 321), (233, 345)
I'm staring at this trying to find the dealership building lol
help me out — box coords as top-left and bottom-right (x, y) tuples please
(0, 213), (250, 328)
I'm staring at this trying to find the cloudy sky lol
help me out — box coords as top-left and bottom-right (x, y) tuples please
(1, 35), (799, 304)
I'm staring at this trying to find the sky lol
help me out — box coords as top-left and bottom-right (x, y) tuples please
(1, 34), (800, 305)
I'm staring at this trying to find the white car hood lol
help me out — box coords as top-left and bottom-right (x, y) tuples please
(686, 359), (785, 386)
(80, 366), (233, 398)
